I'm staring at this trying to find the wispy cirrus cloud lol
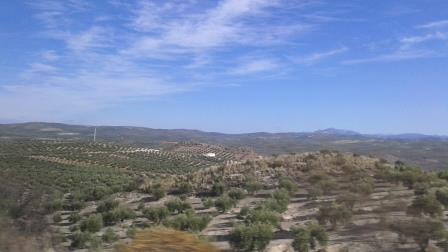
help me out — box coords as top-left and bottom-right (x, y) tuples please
(295, 47), (348, 65)
(230, 59), (279, 75)
(343, 20), (448, 65)
(1, 0), (314, 120)
(417, 20), (448, 29)
(342, 50), (434, 65)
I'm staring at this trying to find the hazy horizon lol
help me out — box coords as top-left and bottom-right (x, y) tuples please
(1, 0), (448, 135)
(2, 120), (448, 137)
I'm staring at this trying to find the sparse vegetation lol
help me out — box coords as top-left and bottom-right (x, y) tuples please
(143, 206), (169, 224)
(214, 195), (237, 213)
(80, 214), (103, 233)
(291, 222), (328, 252)
(229, 223), (273, 252)
(165, 198), (192, 214)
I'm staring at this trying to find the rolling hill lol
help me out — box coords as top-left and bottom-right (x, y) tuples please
(1, 122), (448, 170)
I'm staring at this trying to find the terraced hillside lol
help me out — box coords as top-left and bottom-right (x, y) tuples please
(2, 141), (448, 252)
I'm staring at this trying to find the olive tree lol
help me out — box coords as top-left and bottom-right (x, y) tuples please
(229, 223), (273, 252)
(292, 222), (328, 252)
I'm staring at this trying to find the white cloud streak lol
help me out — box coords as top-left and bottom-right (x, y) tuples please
(2, 0), (312, 120)
(230, 59), (279, 75)
(417, 20), (448, 29)
(296, 47), (348, 65)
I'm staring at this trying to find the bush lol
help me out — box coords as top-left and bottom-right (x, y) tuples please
(348, 179), (373, 197)
(211, 182), (226, 196)
(398, 168), (427, 189)
(291, 222), (328, 252)
(229, 223), (273, 251)
(407, 194), (443, 217)
(436, 188), (448, 207)
(143, 206), (169, 224)
(336, 193), (360, 210)
(45, 199), (63, 213)
(87, 186), (113, 201)
(245, 179), (263, 195)
(90, 235), (103, 249)
(164, 198), (192, 214)
(71, 231), (91, 249)
(164, 211), (211, 232)
(278, 177), (298, 195)
(103, 207), (136, 226)
(68, 213), (81, 224)
(390, 218), (447, 251)
(214, 195), (237, 213)
(259, 189), (290, 213)
(152, 187), (166, 201)
(228, 188), (247, 200)
(97, 199), (119, 213)
(80, 214), (103, 233)
(201, 198), (214, 209)
(102, 228), (118, 243)
(176, 182), (193, 195)
(245, 209), (280, 227)
(317, 204), (352, 229)
(238, 206), (250, 219)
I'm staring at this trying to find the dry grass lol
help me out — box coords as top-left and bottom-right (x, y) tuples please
(117, 228), (219, 252)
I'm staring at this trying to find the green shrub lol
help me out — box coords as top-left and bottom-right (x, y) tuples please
(80, 214), (103, 233)
(152, 187), (166, 201)
(103, 207), (136, 226)
(211, 182), (226, 196)
(245, 179), (263, 195)
(398, 168), (427, 189)
(143, 206), (169, 224)
(102, 228), (118, 243)
(201, 197), (214, 209)
(390, 218), (447, 252)
(86, 186), (113, 201)
(164, 198), (192, 214)
(71, 231), (91, 249)
(238, 206), (250, 219)
(407, 194), (443, 217)
(291, 222), (328, 252)
(90, 235), (103, 249)
(97, 199), (119, 213)
(260, 189), (290, 213)
(176, 182), (193, 195)
(317, 204), (352, 229)
(229, 223), (273, 252)
(436, 188), (448, 207)
(348, 178), (373, 196)
(45, 199), (63, 213)
(245, 209), (280, 227)
(336, 193), (360, 210)
(278, 177), (298, 195)
(228, 188), (247, 200)
(164, 211), (211, 232)
(214, 195), (237, 213)
(68, 213), (81, 224)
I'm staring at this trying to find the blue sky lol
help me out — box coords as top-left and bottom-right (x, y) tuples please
(1, 0), (448, 134)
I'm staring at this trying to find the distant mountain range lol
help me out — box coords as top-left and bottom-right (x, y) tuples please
(1, 122), (448, 170)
